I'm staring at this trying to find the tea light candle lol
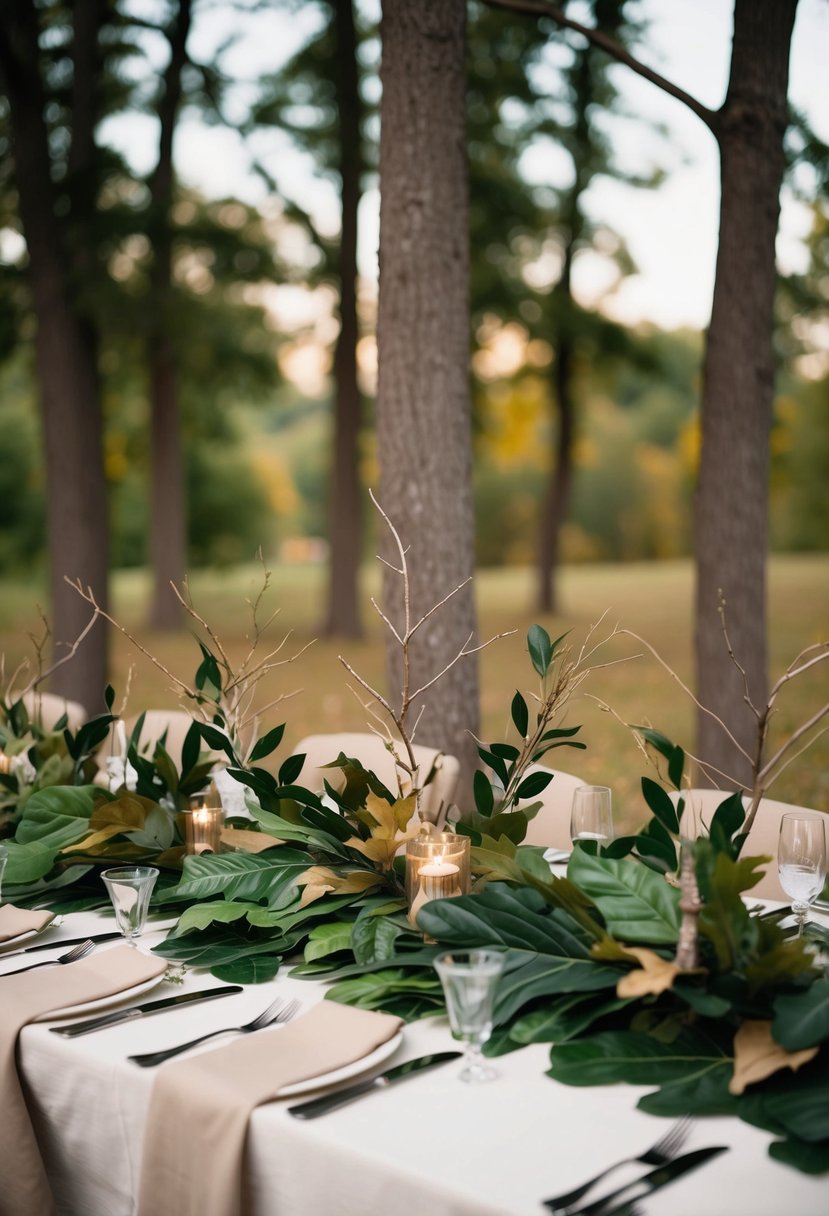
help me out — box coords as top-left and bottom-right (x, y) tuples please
(419, 856), (461, 898)
(184, 804), (223, 855)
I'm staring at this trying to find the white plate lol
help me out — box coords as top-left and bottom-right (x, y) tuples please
(277, 1029), (404, 1097)
(33, 973), (167, 1021)
(0, 915), (59, 951)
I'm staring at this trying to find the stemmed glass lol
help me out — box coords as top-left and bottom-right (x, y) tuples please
(777, 814), (826, 936)
(0, 844), (8, 902)
(101, 866), (159, 947)
(570, 786), (613, 854)
(433, 948), (505, 1083)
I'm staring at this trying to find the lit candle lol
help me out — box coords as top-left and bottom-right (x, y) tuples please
(185, 805), (222, 855)
(408, 854), (462, 926)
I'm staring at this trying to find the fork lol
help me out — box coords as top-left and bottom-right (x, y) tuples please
(0, 939), (96, 977)
(128, 996), (301, 1067)
(542, 1117), (691, 1212)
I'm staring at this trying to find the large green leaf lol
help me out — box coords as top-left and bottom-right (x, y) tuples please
(549, 1027), (732, 1088)
(174, 847), (312, 906)
(772, 978), (829, 1050)
(746, 1051), (829, 1142)
(2, 839), (63, 884)
(16, 785), (105, 849)
(509, 993), (632, 1044)
(768, 1137), (829, 1174)
(637, 1068), (739, 1118)
(211, 955), (283, 984)
(174, 901), (259, 934)
(568, 851), (681, 943)
(305, 921), (355, 962)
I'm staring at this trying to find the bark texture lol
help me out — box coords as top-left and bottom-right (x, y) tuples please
(148, 0), (192, 631)
(0, 1), (109, 712)
(323, 0), (364, 638)
(694, 0), (797, 787)
(377, 0), (480, 802)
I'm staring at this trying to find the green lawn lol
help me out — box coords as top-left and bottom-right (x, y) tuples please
(1, 554), (827, 828)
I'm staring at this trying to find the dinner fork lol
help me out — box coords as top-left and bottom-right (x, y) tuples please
(0, 938), (96, 977)
(128, 996), (301, 1067)
(542, 1117), (691, 1212)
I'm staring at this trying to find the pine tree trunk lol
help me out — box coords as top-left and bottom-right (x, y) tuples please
(0, 1), (110, 713)
(324, 0), (363, 638)
(694, 0), (797, 787)
(377, 0), (480, 805)
(148, 0), (191, 632)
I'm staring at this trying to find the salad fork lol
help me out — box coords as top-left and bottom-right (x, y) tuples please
(0, 938), (96, 977)
(128, 996), (300, 1067)
(543, 1116), (691, 1211)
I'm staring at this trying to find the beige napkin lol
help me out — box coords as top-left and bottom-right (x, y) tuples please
(138, 1000), (404, 1216)
(1, 945), (169, 1216)
(0, 904), (55, 943)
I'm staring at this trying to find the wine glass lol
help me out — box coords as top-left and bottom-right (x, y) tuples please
(0, 844), (8, 902)
(777, 814), (826, 936)
(433, 948), (505, 1083)
(101, 866), (159, 947)
(570, 785), (613, 854)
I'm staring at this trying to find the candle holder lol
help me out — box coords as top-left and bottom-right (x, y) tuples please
(184, 793), (223, 855)
(406, 832), (471, 930)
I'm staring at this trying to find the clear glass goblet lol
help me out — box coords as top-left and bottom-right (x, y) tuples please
(433, 948), (505, 1083)
(0, 844), (8, 903)
(777, 813), (826, 937)
(570, 785), (613, 854)
(101, 866), (159, 946)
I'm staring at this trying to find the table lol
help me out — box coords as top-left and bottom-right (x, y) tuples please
(7, 909), (829, 1216)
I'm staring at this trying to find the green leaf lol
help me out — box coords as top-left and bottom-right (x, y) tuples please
(175, 848), (312, 907)
(768, 1137), (829, 1175)
(641, 777), (680, 835)
(249, 724), (286, 762)
(748, 1051), (829, 1141)
(174, 901), (256, 934)
(477, 747), (509, 787)
(211, 955), (283, 984)
(516, 770), (554, 799)
(473, 769), (495, 816)
(568, 851), (681, 944)
(510, 993), (631, 1044)
(16, 785), (103, 846)
(2, 839), (63, 884)
(351, 911), (407, 965)
(549, 1027), (732, 1088)
(772, 978), (829, 1050)
(196, 722), (235, 761)
(527, 624), (553, 677)
(278, 752), (305, 785)
(511, 691), (529, 738)
(708, 791), (747, 855)
(304, 921), (355, 962)
(637, 1067), (739, 1118)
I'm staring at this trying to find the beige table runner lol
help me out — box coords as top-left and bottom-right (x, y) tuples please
(0, 904), (55, 943)
(1, 945), (169, 1216)
(138, 1000), (403, 1216)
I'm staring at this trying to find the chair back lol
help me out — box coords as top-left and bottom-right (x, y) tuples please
(20, 691), (88, 733)
(293, 732), (460, 826)
(516, 765), (585, 850)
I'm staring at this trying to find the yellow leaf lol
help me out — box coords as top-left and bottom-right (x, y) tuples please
(62, 823), (127, 853)
(616, 947), (682, 998)
(295, 865), (383, 908)
(89, 794), (153, 831)
(730, 1020), (818, 1095)
(220, 827), (283, 853)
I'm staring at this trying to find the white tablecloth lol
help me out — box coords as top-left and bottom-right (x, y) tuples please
(5, 910), (829, 1216)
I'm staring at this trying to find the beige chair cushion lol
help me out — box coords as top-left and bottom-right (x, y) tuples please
(514, 765), (585, 850)
(293, 732), (459, 826)
(20, 691), (88, 733)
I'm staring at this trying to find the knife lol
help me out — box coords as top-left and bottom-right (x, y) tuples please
(48, 985), (244, 1036)
(1, 931), (122, 958)
(570, 1145), (730, 1216)
(287, 1050), (462, 1119)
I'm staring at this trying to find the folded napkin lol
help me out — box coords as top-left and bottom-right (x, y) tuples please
(138, 1000), (403, 1216)
(0, 904), (55, 943)
(1, 945), (168, 1216)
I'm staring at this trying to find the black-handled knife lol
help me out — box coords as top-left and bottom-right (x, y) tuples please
(287, 1050), (462, 1119)
(1, 930), (122, 957)
(49, 985), (244, 1036)
(570, 1145), (730, 1216)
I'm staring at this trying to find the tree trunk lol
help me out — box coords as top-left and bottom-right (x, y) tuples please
(377, 0), (480, 804)
(148, 0), (192, 632)
(538, 327), (574, 615)
(0, 1), (110, 714)
(323, 0), (364, 638)
(694, 0), (797, 787)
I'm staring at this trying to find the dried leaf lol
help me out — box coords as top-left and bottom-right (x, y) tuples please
(295, 865), (383, 908)
(219, 826), (283, 853)
(729, 1019), (818, 1095)
(616, 946), (682, 998)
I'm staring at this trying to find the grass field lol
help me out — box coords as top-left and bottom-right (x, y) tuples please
(1, 554), (827, 830)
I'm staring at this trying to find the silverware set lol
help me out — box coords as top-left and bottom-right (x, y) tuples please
(542, 1120), (728, 1215)
(128, 995), (301, 1067)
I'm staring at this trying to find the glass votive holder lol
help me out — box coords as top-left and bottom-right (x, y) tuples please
(184, 795), (223, 855)
(406, 831), (471, 927)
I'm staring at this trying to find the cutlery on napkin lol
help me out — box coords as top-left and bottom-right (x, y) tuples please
(0, 945), (169, 1216)
(136, 1000), (403, 1216)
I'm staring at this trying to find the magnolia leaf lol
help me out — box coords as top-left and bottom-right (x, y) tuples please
(16, 785), (105, 849)
(176, 848), (311, 906)
(616, 947), (683, 998)
(220, 826), (284, 853)
(211, 956), (283, 984)
(61, 823), (127, 853)
(1, 839), (63, 884)
(304, 921), (355, 962)
(772, 977), (829, 1051)
(351, 913), (407, 965)
(296, 865), (383, 908)
(549, 1027), (732, 1088)
(174, 901), (257, 935)
(568, 850), (681, 944)
(730, 1020), (818, 1095)
(637, 1069), (739, 1118)
(510, 993), (631, 1044)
